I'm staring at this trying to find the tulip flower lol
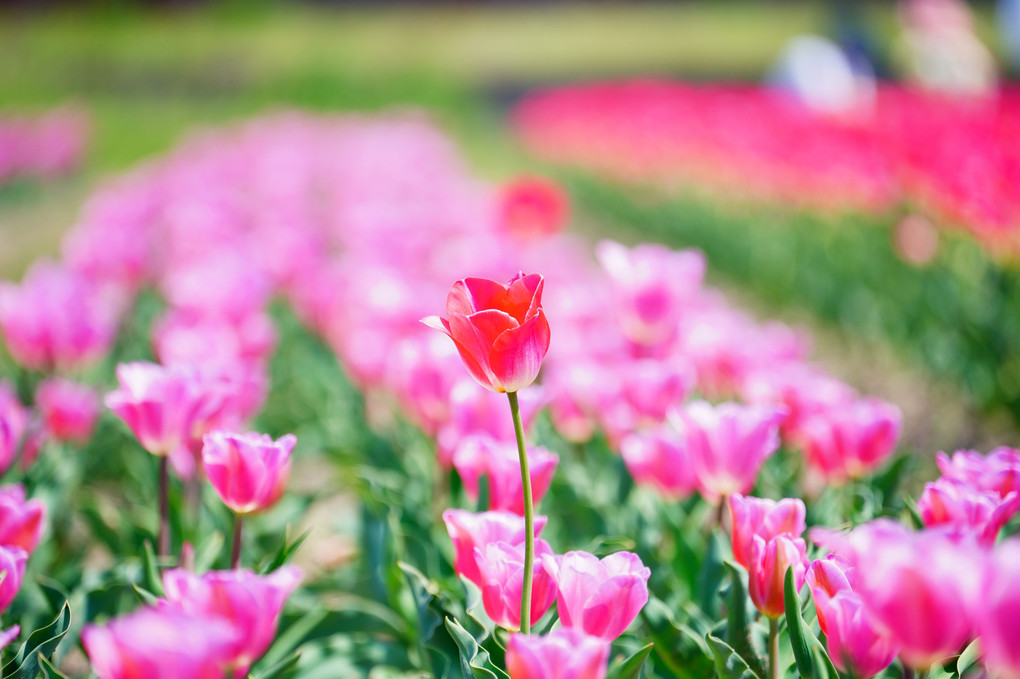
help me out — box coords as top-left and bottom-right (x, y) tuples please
(979, 539), (1020, 679)
(385, 332), (462, 436)
(806, 556), (899, 678)
(741, 364), (857, 440)
(442, 509), (548, 588)
(936, 447), (1020, 498)
(0, 485), (45, 553)
(594, 358), (694, 443)
(728, 493), (807, 571)
(669, 401), (785, 502)
(620, 425), (698, 500)
(795, 398), (901, 484)
(83, 607), (239, 679)
(497, 176), (570, 239)
(747, 533), (809, 619)
(0, 386), (25, 475)
(474, 539), (558, 631)
(506, 628), (610, 679)
(541, 550), (651, 640)
(162, 566), (302, 675)
(0, 545), (27, 614)
(917, 477), (1020, 546)
(422, 272), (550, 394)
(202, 430), (296, 568)
(36, 377), (99, 445)
(452, 436), (558, 515)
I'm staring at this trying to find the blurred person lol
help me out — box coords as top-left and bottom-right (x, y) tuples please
(769, 35), (876, 115)
(898, 0), (997, 96)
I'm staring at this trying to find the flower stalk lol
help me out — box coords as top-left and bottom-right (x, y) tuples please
(507, 390), (535, 634)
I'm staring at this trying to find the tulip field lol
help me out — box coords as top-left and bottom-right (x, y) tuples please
(2, 3), (1020, 679)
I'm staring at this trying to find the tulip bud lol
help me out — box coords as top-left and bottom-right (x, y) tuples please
(728, 493), (806, 571)
(202, 430), (296, 515)
(748, 533), (809, 618)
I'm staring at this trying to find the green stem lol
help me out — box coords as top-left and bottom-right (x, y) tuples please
(231, 513), (243, 569)
(158, 456), (170, 558)
(507, 391), (534, 634)
(769, 618), (779, 679)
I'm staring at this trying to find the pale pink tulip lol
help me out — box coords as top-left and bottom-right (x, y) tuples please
(442, 509), (548, 588)
(475, 539), (558, 631)
(506, 628), (610, 679)
(452, 436), (558, 515)
(936, 447), (1020, 498)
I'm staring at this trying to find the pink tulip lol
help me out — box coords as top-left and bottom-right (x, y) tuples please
(83, 607), (238, 679)
(36, 377), (98, 445)
(747, 533), (809, 618)
(0, 626), (19, 653)
(162, 566), (302, 673)
(385, 332), (462, 436)
(728, 493), (806, 571)
(497, 176), (570, 239)
(442, 509), (548, 588)
(806, 556), (899, 678)
(741, 364), (857, 439)
(423, 272), (551, 394)
(669, 401), (785, 502)
(0, 384), (26, 474)
(0, 260), (118, 371)
(202, 430), (296, 514)
(796, 398), (901, 483)
(475, 539), (558, 631)
(979, 539), (1020, 679)
(620, 425), (697, 500)
(594, 358), (694, 443)
(918, 477), (1020, 546)
(153, 309), (277, 368)
(506, 628), (610, 679)
(0, 545), (27, 613)
(105, 362), (227, 459)
(544, 360), (601, 444)
(453, 436), (558, 515)
(541, 550), (650, 640)
(936, 447), (1020, 498)
(0, 485), (45, 553)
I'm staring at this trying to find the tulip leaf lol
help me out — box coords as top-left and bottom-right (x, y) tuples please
(3, 601), (71, 679)
(957, 639), (981, 676)
(606, 642), (654, 679)
(259, 528), (311, 575)
(141, 541), (164, 597)
(706, 634), (762, 679)
(35, 655), (67, 679)
(250, 651), (302, 679)
(640, 598), (713, 679)
(723, 562), (767, 679)
(130, 583), (160, 606)
(697, 531), (726, 618)
(444, 617), (505, 679)
(783, 568), (839, 679)
(257, 606), (328, 670)
(193, 529), (225, 573)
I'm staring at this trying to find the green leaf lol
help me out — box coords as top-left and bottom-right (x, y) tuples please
(697, 532), (725, 618)
(260, 528), (311, 574)
(3, 601), (71, 679)
(35, 655), (67, 679)
(250, 651), (301, 679)
(130, 583), (160, 606)
(957, 639), (981, 676)
(193, 530), (225, 573)
(606, 643), (654, 679)
(783, 568), (839, 679)
(706, 634), (762, 679)
(142, 541), (164, 597)
(724, 562), (767, 679)
(444, 617), (504, 679)
(257, 607), (328, 670)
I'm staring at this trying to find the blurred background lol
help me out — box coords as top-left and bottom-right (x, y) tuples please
(3, 0), (1020, 452)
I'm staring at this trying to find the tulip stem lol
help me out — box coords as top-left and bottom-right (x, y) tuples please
(768, 618), (779, 679)
(507, 391), (534, 635)
(231, 513), (243, 569)
(158, 456), (170, 558)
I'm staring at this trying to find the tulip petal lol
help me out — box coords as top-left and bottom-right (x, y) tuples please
(448, 278), (510, 317)
(489, 309), (551, 393)
(448, 311), (519, 391)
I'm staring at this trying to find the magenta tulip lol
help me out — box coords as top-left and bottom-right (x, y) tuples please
(0, 545), (27, 614)
(979, 539), (1020, 679)
(475, 539), (558, 631)
(747, 533), (809, 619)
(541, 550), (651, 640)
(506, 628), (610, 679)
(423, 273), (551, 394)
(442, 509), (548, 588)
(936, 447), (1020, 498)
(728, 493), (806, 571)
(620, 425), (698, 500)
(452, 436), (558, 515)
(36, 378), (98, 445)
(918, 477), (1020, 545)
(497, 176), (570, 239)
(0, 485), (45, 553)
(202, 430), (296, 515)
(796, 398), (901, 483)
(162, 566), (302, 673)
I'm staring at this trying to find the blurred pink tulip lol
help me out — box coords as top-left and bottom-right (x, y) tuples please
(594, 358), (694, 443)
(620, 425), (697, 500)
(806, 556), (899, 678)
(796, 398), (901, 483)
(0, 485), (45, 553)
(202, 430), (296, 515)
(423, 273), (551, 394)
(453, 436), (558, 515)
(544, 360), (601, 444)
(541, 550), (651, 640)
(506, 628), (610, 679)
(0, 383), (26, 474)
(385, 332), (462, 436)
(0, 545), (27, 614)
(162, 566), (302, 673)
(475, 539), (558, 631)
(936, 447), (1020, 498)
(669, 401), (785, 502)
(497, 176), (570, 239)
(442, 509), (548, 588)
(728, 493), (806, 571)
(741, 364), (857, 440)
(979, 539), (1020, 679)
(153, 309), (277, 368)
(83, 607), (238, 679)
(918, 477), (1020, 545)
(747, 533), (809, 618)
(36, 377), (98, 445)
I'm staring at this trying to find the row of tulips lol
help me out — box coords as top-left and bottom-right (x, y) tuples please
(513, 81), (1020, 255)
(0, 107), (88, 186)
(0, 110), (1015, 676)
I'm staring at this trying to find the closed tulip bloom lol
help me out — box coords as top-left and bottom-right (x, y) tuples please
(453, 436), (558, 515)
(936, 447), (1020, 498)
(728, 493), (807, 571)
(980, 539), (1020, 679)
(506, 629), (610, 679)
(475, 539), (558, 631)
(747, 533), (809, 618)
(36, 378), (99, 445)
(918, 477), (1020, 546)
(83, 607), (238, 679)
(497, 176), (570, 239)
(443, 509), (548, 588)
(423, 273), (551, 394)
(620, 425), (698, 500)
(0, 485), (45, 553)
(796, 398), (901, 484)
(202, 431), (296, 515)
(0, 545), (27, 614)
(542, 550), (651, 640)
(162, 566), (302, 673)
(670, 401), (785, 502)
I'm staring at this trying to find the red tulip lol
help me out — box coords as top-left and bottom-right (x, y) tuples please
(423, 273), (551, 394)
